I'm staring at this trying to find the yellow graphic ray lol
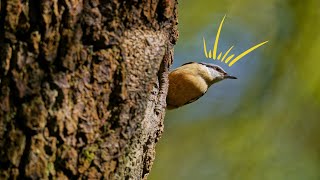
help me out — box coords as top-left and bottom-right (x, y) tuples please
(213, 15), (226, 60)
(203, 37), (208, 58)
(208, 50), (212, 58)
(225, 54), (235, 63)
(228, 41), (269, 67)
(221, 46), (234, 62)
(217, 52), (222, 60)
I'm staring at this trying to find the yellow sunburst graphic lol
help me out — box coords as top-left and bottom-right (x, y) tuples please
(203, 15), (268, 67)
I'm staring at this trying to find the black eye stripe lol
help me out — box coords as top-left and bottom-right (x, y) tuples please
(198, 62), (226, 73)
(207, 65), (222, 72)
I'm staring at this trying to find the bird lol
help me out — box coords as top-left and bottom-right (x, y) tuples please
(166, 62), (237, 109)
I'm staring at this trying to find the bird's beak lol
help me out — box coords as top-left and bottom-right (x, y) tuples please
(224, 74), (237, 79)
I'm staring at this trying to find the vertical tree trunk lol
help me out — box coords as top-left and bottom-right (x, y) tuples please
(0, 0), (178, 179)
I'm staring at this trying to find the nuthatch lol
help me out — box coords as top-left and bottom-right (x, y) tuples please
(167, 62), (237, 109)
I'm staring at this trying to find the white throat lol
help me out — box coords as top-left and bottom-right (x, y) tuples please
(205, 66), (221, 79)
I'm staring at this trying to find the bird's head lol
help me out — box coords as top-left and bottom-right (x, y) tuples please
(199, 62), (237, 85)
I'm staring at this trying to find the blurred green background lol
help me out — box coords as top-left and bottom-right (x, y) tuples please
(150, 0), (320, 179)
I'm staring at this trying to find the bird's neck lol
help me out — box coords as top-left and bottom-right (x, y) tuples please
(203, 66), (222, 85)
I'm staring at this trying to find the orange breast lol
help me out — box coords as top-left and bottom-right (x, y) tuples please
(167, 69), (208, 109)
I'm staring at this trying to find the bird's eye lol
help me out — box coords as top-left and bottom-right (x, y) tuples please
(215, 67), (226, 74)
(216, 67), (222, 73)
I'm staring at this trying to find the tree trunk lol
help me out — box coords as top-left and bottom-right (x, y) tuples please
(0, 0), (178, 179)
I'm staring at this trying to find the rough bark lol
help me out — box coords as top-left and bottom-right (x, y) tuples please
(0, 0), (178, 179)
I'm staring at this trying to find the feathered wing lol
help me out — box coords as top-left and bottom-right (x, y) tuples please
(182, 91), (206, 106)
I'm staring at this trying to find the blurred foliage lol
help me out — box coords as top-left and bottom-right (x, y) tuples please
(150, 0), (320, 179)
